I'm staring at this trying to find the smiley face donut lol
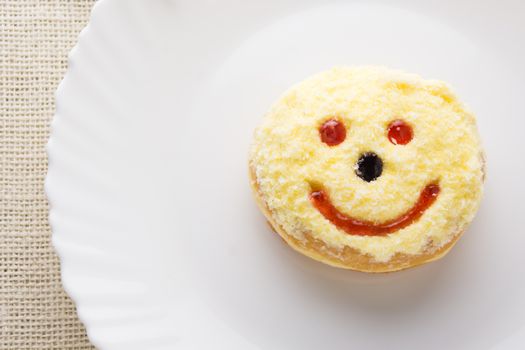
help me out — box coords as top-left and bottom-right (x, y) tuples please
(249, 66), (484, 273)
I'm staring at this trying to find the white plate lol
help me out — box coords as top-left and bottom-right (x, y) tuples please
(46, 0), (525, 349)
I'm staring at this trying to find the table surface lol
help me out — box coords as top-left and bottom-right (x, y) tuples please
(1, 1), (95, 348)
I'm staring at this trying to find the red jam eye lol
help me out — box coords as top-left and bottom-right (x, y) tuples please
(387, 119), (413, 145)
(320, 119), (346, 146)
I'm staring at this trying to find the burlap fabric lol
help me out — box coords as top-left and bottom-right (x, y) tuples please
(1, 1), (96, 348)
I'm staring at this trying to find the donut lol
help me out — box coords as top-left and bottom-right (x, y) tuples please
(249, 66), (484, 273)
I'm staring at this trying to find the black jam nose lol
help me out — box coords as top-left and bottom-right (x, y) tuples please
(355, 152), (383, 182)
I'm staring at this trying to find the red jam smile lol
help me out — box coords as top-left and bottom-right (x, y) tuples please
(320, 119), (346, 146)
(388, 119), (413, 145)
(310, 184), (440, 236)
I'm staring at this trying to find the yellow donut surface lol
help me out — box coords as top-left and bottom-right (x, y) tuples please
(249, 66), (484, 272)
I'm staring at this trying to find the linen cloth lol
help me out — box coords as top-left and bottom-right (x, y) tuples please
(1, 1), (96, 348)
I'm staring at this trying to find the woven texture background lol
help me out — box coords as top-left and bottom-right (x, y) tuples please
(0, 0), (96, 348)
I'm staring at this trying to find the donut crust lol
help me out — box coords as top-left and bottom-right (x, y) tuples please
(248, 66), (484, 272)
